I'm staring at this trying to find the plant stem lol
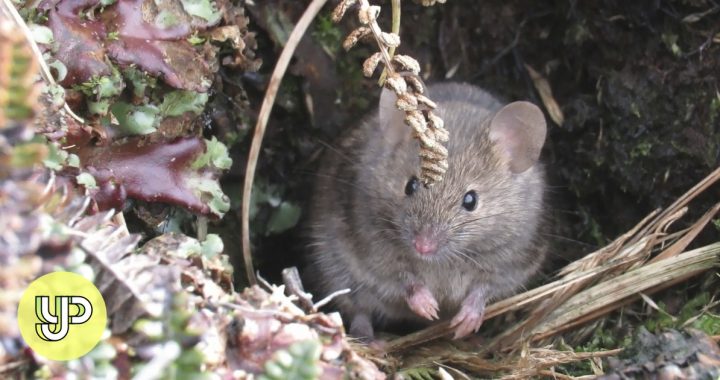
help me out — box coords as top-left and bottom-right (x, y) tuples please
(240, 0), (329, 286)
(379, 0), (401, 85)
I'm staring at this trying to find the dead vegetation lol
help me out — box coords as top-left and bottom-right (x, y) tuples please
(332, 0), (450, 186)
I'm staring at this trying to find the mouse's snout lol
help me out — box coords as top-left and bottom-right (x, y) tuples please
(413, 228), (442, 256)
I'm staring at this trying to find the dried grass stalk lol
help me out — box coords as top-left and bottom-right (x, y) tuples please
(333, 0), (449, 185)
(531, 241), (720, 341)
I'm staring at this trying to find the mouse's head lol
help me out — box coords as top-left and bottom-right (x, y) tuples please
(368, 85), (547, 265)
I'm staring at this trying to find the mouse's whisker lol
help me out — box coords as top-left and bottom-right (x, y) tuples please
(374, 217), (402, 229)
(450, 211), (517, 230)
(316, 139), (357, 166)
(447, 247), (483, 269)
(539, 232), (596, 249)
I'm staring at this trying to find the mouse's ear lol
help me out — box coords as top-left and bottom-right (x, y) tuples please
(489, 101), (547, 173)
(379, 87), (407, 136)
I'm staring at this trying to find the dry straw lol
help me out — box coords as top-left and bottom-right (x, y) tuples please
(333, 0), (450, 185)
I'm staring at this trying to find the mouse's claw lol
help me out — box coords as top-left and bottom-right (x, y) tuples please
(449, 304), (485, 339)
(449, 287), (486, 339)
(406, 284), (439, 320)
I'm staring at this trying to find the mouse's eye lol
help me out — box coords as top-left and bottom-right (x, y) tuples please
(462, 190), (478, 211)
(405, 176), (420, 196)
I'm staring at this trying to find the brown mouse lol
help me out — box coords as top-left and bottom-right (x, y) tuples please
(306, 82), (547, 339)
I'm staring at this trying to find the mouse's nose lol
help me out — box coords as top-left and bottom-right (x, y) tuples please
(414, 233), (438, 256)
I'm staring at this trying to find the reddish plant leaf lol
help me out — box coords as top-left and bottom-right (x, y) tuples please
(43, 0), (110, 86)
(103, 0), (214, 91)
(74, 137), (218, 215)
(43, 0), (214, 90)
(107, 39), (211, 92)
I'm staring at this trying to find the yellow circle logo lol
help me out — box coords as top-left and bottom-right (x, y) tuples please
(17, 272), (107, 361)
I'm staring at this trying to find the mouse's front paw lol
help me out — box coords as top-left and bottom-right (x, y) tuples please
(405, 284), (439, 321)
(449, 287), (486, 339)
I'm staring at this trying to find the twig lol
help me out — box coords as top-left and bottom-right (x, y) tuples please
(633, 166), (720, 244)
(0, 0), (84, 123)
(282, 266), (314, 311)
(314, 288), (351, 309)
(378, 0), (401, 85)
(240, 0), (330, 286)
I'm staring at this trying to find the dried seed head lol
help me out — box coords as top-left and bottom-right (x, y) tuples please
(358, 4), (381, 25)
(415, 130), (435, 149)
(416, 94), (437, 109)
(426, 110), (443, 129)
(427, 111), (449, 142)
(392, 55), (421, 75)
(384, 74), (407, 94)
(380, 32), (401, 48)
(419, 150), (449, 167)
(421, 160), (448, 174)
(421, 170), (443, 183)
(405, 110), (427, 134)
(335, 0), (449, 185)
(343, 27), (371, 51)
(362, 52), (383, 77)
(404, 75), (425, 94)
(396, 93), (419, 111)
(332, 0), (357, 23)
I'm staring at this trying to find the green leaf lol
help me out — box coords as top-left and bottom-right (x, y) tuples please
(110, 102), (159, 136)
(207, 190), (231, 216)
(67, 153), (80, 168)
(179, 0), (221, 24)
(122, 67), (156, 98)
(187, 177), (230, 216)
(187, 33), (205, 45)
(76, 71), (123, 99)
(88, 99), (111, 115)
(266, 201), (301, 235)
(397, 367), (438, 380)
(77, 172), (98, 190)
(200, 234), (223, 258)
(96, 75), (122, 98)
(43, 143), (68, 170)
(691, 313), (720, 335)
(29, 24), (53, 44)
(45, 84), (66, 108)
(156, 10), (180, 28)
(192, 137), (232, 170)
(48, 60), (68, 82)
(159, 90), (209, 117)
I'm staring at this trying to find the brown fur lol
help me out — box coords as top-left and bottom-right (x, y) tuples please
(306, 83), (547, 335)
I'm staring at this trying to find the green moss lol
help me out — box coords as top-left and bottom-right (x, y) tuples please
(642, 292), (720, 335)
(630, 141), (653, 159)
(312, 14), (343, 56)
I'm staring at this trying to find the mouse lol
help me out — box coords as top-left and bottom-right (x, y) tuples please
(306, 82), (548, 340)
